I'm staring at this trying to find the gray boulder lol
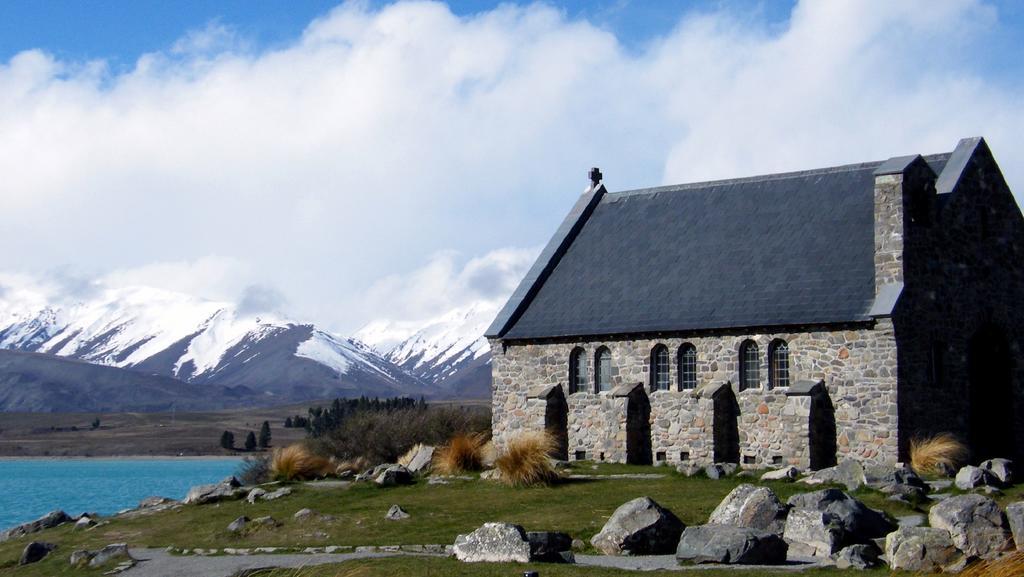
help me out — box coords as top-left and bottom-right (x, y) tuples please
(676, 525), (788, 564)
(227, 516), (249, 533)
(802, 459), (866, 491)
(74, 516), (97, 530)
(293, 508), (316, 521)
(261, 487), (293, 501)
(0, 510), (72, 542)
(886, 527), (961, 572)
(708, 484), (788, 534)
(955, 465), (996, 490)
(590, 497), (685, 555)
(184, 477), (244, 505)
(386, 505), (410, 521)
(88, 543), (132, 568)
(19, 542), (55, 565)
(676, 463), (702, 477)
(69, 550), (93, 567)
(453, 523), (531, 563)
(526, 531), (574, 563)
(138, 496), (174, 508)
(783, 508), (845, 557)
(405, 445), (435, 473)
(251, 516), (280, 529)
(979, 458), (1014, 486)
(786, 489), (895, 542)
(705, 463), (738, 479)
(833, 543), (882, 569)
(245, 488), (267, 503)
(865, 464), (928, 500)
(1006, 502), (1024, 551)
(760, 466), (799, 482)
(376, 465), (414, 487)
(928, 493), (1012, 559)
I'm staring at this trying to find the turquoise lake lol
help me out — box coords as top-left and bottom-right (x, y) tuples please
(0, 458), (242, 529)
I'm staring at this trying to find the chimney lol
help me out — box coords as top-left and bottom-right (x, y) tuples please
(872, 154), (936, 296)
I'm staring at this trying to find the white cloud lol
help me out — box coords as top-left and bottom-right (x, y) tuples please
(0, 0), (1021, 333)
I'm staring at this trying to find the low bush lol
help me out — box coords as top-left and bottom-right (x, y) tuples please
(909, 432), (967, 476)
(270, 444), (331, 481)
(961, 550), (1024, 577)
(494, 431), (560, 487)
(237, 455), (270, 485)
(434, 432), (488, 475)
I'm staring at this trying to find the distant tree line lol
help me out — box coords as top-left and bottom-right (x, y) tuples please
(283, 396), (427, 438)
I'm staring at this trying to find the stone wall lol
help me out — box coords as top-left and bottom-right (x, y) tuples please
(490, 322), (901, 468)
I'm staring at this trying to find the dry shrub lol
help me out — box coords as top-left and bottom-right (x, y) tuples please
(335, 456), (370, 476)
(909, 433), (967, 475)
(434, 432), (488, 475)
(270, 444), (331, 481)
(494, 431), (560, 487)
(961, 550), (1024, 577)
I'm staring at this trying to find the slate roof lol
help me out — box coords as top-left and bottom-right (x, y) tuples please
(488, 153), (951, 341)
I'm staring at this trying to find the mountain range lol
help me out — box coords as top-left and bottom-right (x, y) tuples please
(0, 279), (494, 412)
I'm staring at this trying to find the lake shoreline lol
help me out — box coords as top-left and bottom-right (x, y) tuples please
(0, 455), (248, 461)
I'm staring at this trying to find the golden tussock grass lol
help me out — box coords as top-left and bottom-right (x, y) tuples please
(494, 431), (560, 487)
(433, 432), (487, 475)
(909, 432), (968, 476)
(961, 550), (1024, 577)
(333, 456), (370, 476)
(270, 444), (331, 481)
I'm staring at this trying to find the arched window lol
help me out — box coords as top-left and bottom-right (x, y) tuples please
(568, 347), (587, 394)
(739, 340), (759, 391)
(768, 339), (789, 389)
(650, 344), (670, 391)
(595, 347), (612, 393)
(678, 344), (697, 390)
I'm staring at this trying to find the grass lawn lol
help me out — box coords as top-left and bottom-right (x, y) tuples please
(0, 462), (1018, 576)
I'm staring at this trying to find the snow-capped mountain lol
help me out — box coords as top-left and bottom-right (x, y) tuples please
(0, 277), (426, 410)
(355, 300), (497, 399)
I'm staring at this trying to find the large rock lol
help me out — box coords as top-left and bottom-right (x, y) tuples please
(979, 458), (1014, 486)
(526, 531), (574, 563)
(385, 505), (410, 521)
(87, 543), (132, 568)
(865, 464), (928, 500)
(705, 463), (737, 479)
(69, 550), (93, 567)
(886, 527), (961, 572)
(453, 523), (531, 563)
(801, 460), (866, 491)
(928, 493), (1012, 559)
(184, 477), (244, 505)
(261, 487), (293, 501)
(783, 509), (844, 557)
(832, 543), (881, 569)
(0, 510), (72, 542)
(405, 445), (435, 473)
(375, 465), (414, 487)
(590, 497), (685, 555)
(1006, 502), (1024, 551)
(786, 489), (895, 543)
(760, 466), (799, 482)
(227, 516), (249, 533)
(19, 542), (55, 565)
(708, 484), (788, 534)
(676, 525), (788, 565)
(246, 488), (267, 503)
(955, 465), (996, 490)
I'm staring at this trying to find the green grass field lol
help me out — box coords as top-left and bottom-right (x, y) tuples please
(1, 462), (1018, 576)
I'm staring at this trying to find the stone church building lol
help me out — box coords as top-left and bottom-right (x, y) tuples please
(486, 137), (1023, 470)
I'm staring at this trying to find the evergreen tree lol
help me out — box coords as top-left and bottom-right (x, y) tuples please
(219, 430), (235, 450)
(91, 417), (101, 430)
(258, 420), (271, 448)
(284, 416), (293, 428)
(244, 431), (257, 451)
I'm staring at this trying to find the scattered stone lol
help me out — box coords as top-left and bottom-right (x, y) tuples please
(184, 477), (244, 505)
(955, 465), (996, 490)
(590, 496), (685, 555)
(676, 463), (702, 477)
(833, 543), (882, 569)
(0, 510), (72, 542)
(675, 525), (788, 565)
(88, 544), (132, 568)
(261, 487), (293, 501)
(479, 469), (502, 481)
(786, 489), (895, 543)
(935, 462), (957, 478)
(405, 445), (435, 473)
(386, 505), (410, 521)
(138, 496), (174, 508)
(453, 522), (531, 563)
(427, 477), (449, 485)
(1006, 502), (1024, 551)
(783, 509), (845, 557)
(928, 493), (1012, 560)
(801, 459), (866, 491)
(865, 464), (928, 501)
(246, 488), (267, 503)
(74, 516), (97, 530)
(705, 463), (737, 479)
(897, 514), (925, 528)
(375, 465), (414, 487)
(927, 479), (954, 492)
(69, 549), (94, 567)
(526, 531), (574, 563)
(979, 458), (1014, 486)
(227, 516), (249, 533)
(760, 466), (799, 482)
(886, 527), (961, 573)
(708, 484), (788, 534)
(19, 542), (55, 565)
(293, 508), (316, 521)
(251, 516), (281, 529)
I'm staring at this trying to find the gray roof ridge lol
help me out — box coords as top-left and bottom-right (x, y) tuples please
(609, 151), (952, 199)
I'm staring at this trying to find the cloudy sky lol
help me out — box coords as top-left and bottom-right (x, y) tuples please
(1, 0), (1022, 334)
